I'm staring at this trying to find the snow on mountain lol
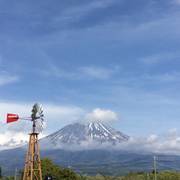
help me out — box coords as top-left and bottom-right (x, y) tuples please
(40, 121), (129, 149)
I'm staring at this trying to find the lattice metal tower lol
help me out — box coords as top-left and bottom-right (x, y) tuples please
(23, 104), (44, 180)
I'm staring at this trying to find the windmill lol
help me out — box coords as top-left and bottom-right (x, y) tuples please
(7, 103), (44, 180)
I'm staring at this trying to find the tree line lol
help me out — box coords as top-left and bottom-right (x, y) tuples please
(1, 158), (180, 180)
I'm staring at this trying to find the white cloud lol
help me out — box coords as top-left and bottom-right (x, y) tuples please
(40, 63), (77, 79)
(80, 66), (118, 79)
(83, 10), (180, 47)
(174, 0), (180, 4)
(112, 129), (180, 155)
(0, 131), (28, 149)
(0, 73), (19, 86)
(139, 52), (180, 65)
(0, 131), (47, 150)
(41, 62), (118, 80)
(0, 56), (19, 86)
(85, 108), (118, 123)
(147, 134), (158, 143)
(142, 72), (180, 83)
(58, 0), (118, 23)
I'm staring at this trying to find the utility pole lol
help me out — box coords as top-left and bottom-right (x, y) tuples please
(153, 156), (157, 180)
(14, 168), (17, 180)
(146, 172), (150, 180)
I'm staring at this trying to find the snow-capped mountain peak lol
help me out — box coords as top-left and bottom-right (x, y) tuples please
(40, 121), (129, 149)
(87, 121), (129, 142)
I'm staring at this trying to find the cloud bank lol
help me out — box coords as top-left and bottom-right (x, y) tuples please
(1, 104), (180, 156)
(116, 129), (180, 155)
(45, 128), (180, 155)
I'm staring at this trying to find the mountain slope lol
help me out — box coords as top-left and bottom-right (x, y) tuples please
(40, 121), (129, 149)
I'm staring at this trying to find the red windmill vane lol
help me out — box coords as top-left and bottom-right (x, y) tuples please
(7, 113), (19, 123)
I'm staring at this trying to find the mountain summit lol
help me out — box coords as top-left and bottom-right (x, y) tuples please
(40, 121), (129, 149)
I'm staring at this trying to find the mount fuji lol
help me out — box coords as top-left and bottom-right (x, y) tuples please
(40, 121), (129, 149)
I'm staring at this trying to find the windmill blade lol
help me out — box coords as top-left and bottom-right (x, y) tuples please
(31, 103), (45, 133)
(35, 120), (44, 133)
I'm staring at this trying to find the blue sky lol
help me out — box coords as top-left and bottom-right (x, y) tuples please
(0, 0), (180, 143)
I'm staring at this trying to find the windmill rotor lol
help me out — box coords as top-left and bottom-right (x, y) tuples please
(31, 103), (44, 120)
(31, 103), (44, 133)
(31, 103), (45, 133)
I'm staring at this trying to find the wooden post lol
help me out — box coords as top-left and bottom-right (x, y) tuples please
(23, 133), (42, 180)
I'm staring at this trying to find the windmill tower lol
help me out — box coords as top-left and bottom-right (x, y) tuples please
(23, 104), (44, 180)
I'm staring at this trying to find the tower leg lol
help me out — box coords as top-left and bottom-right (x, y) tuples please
(23, 133), (42, 180)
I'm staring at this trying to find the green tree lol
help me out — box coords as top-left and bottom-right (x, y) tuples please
(41, 158), (79, 180)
